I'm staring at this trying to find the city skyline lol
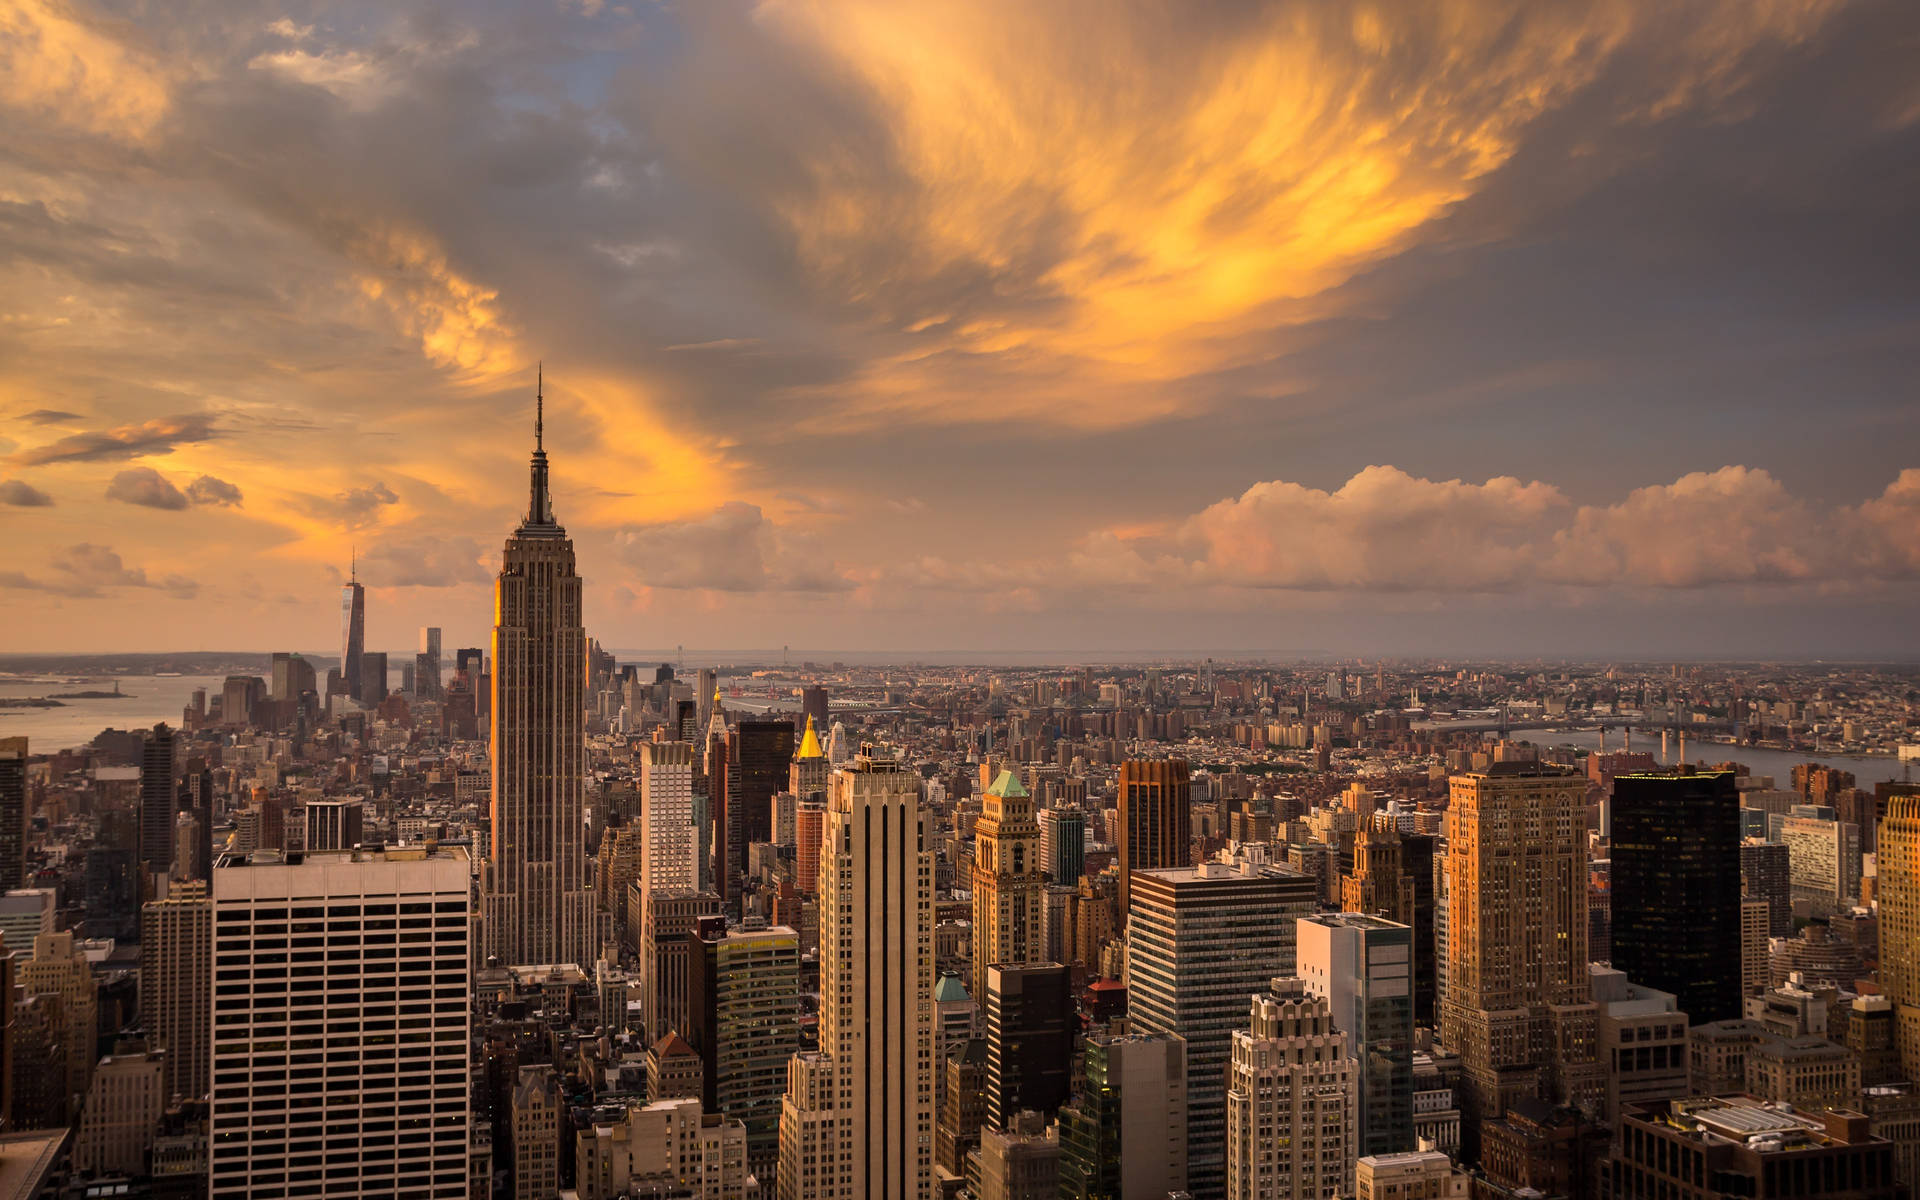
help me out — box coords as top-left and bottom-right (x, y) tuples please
(7, 5), (1920, 1199)
(3, 1), (1919, 657)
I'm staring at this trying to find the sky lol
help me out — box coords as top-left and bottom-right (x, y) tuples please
(2, 0), (1918, 659)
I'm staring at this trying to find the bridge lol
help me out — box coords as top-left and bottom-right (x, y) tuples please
(1411, 715), (1738, 737)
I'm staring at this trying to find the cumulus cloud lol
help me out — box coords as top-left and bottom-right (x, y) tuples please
(300, 482), (400, 529)
(0, 543), (196, 598)
(612, 502), (852, 592)
(0, 479), (53, 507)
(105, 466), (189, 510)
(361, 536), (489, 587)
(1069, 466), (1920, 595)
(184, 475), (243, 507)
(13, 414), (218, 465)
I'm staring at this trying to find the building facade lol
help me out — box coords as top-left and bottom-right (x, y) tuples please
(1440, 764), (1601, 1163)
(208, 846), (471, 1199)
(1127, 857), (1318, 1199)
(140, 879), (211, 1104)
(972, 770), (1047, 1003)
(1298, 912), (1414, 1158)
(1116, 759), (1190, 916)
(1611, 771), (1742, 1023)
(1224, 977), (1356, 1200)
(777, 748), (935, 1200)
(481, 390), (600, 969)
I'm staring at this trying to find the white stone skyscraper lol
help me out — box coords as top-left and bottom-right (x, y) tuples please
(1224, 977), (1356, 1200)
(778, 746), (935, 1200)
(481, 379), (601, 969)
(639, 741), (699, 898)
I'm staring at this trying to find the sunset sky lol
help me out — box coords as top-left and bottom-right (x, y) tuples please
(3, 0), (1917, 658)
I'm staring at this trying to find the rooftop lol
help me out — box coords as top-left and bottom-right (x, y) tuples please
(1641, 1097), (1877, 1154)
(985, 769), (1029, 799)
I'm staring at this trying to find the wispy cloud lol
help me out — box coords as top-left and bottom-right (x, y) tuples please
(13, 414), (218, 466)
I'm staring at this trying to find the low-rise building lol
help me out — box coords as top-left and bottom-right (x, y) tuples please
(1615, 1097), (1897, 1199)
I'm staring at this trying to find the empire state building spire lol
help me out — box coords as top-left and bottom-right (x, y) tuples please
(525, 364), (558, 531)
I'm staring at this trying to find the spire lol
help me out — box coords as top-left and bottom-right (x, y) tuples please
(525, 365), (555, 528)
(797, 714), (824, 760)
(350, 544), (355, 584)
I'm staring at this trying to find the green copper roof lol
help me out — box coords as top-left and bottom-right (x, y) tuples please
(933, 972), (970, 1003)
(986, 769), (1029, 799)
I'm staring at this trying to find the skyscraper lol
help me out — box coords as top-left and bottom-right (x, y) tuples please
(1298, 912), (1414, 1158)
(1038, 807), (1085, 887)
(210, 845), (471, 1198)
(1116, 759), (1190, 916)
(1440, 764), (1600, 1163)
(800, 684), (830, 733)
(1128, 857), (1318, 1199)
(359, 651), (389, 705)
(639, 742), (699, 899)
(688, 918), (801, 1182)
(736, 715), (796, 856)
(139, 879), (210, 1104)
(139, 723), (176, 880)
(417, 626), (443, 700)
(972, 769), (1047, 1002)
(1223, 977), (1356, 1200)
(341, 559), (365, 701)
(790, 716), (829, 800)
(0, 737), (26, 893)
(1056, 1033), (1189, 1200)
(481, 382), (601, 970)
(1877, 795), (1920, 1081)
(983, 963), (1074, 1128)
(20, 930), (99, 1111)
(1742, 839), (1792, 938)
(778, 746), (935, 1200)
(1611, 770), (1742, 1023)
(304, 797), (365, 852)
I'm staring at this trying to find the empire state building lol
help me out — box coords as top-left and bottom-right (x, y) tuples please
(481, 378), (601, 968)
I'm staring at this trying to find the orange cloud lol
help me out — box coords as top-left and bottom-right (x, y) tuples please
(0, 0), (171, 141)
(1065, 465), (1920, 595)
(747, 0), (1842, 427)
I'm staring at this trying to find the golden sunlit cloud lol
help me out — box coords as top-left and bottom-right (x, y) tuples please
(349, 227), (519, 381)
(1, 0), (170, 141)
(751, 0), (1842, 428)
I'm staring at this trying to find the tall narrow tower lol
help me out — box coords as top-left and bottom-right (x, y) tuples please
(779, 746), (935, 1200)
(972, 769), (1046, 1003)
(1116, 759), (1191, 916)
(340, 553), (365, 700)
(1440, 764), (1600, 1162)
(1879, 796), (1920, 1080)
(482, 376), (600, 968)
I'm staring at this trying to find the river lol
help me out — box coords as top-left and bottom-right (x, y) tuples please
(0, 674), (231, 752)
(1528, 727), (1913, 790)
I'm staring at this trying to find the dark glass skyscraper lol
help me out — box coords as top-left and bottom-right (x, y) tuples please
(340, 562), (365, 701)
(0, 738), (25, 892)
(139, 723), (176, 878)
(984, 963), (1074, 1128)
(734, 716), (796, 853)
(1611, 769), (1742, 1023)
